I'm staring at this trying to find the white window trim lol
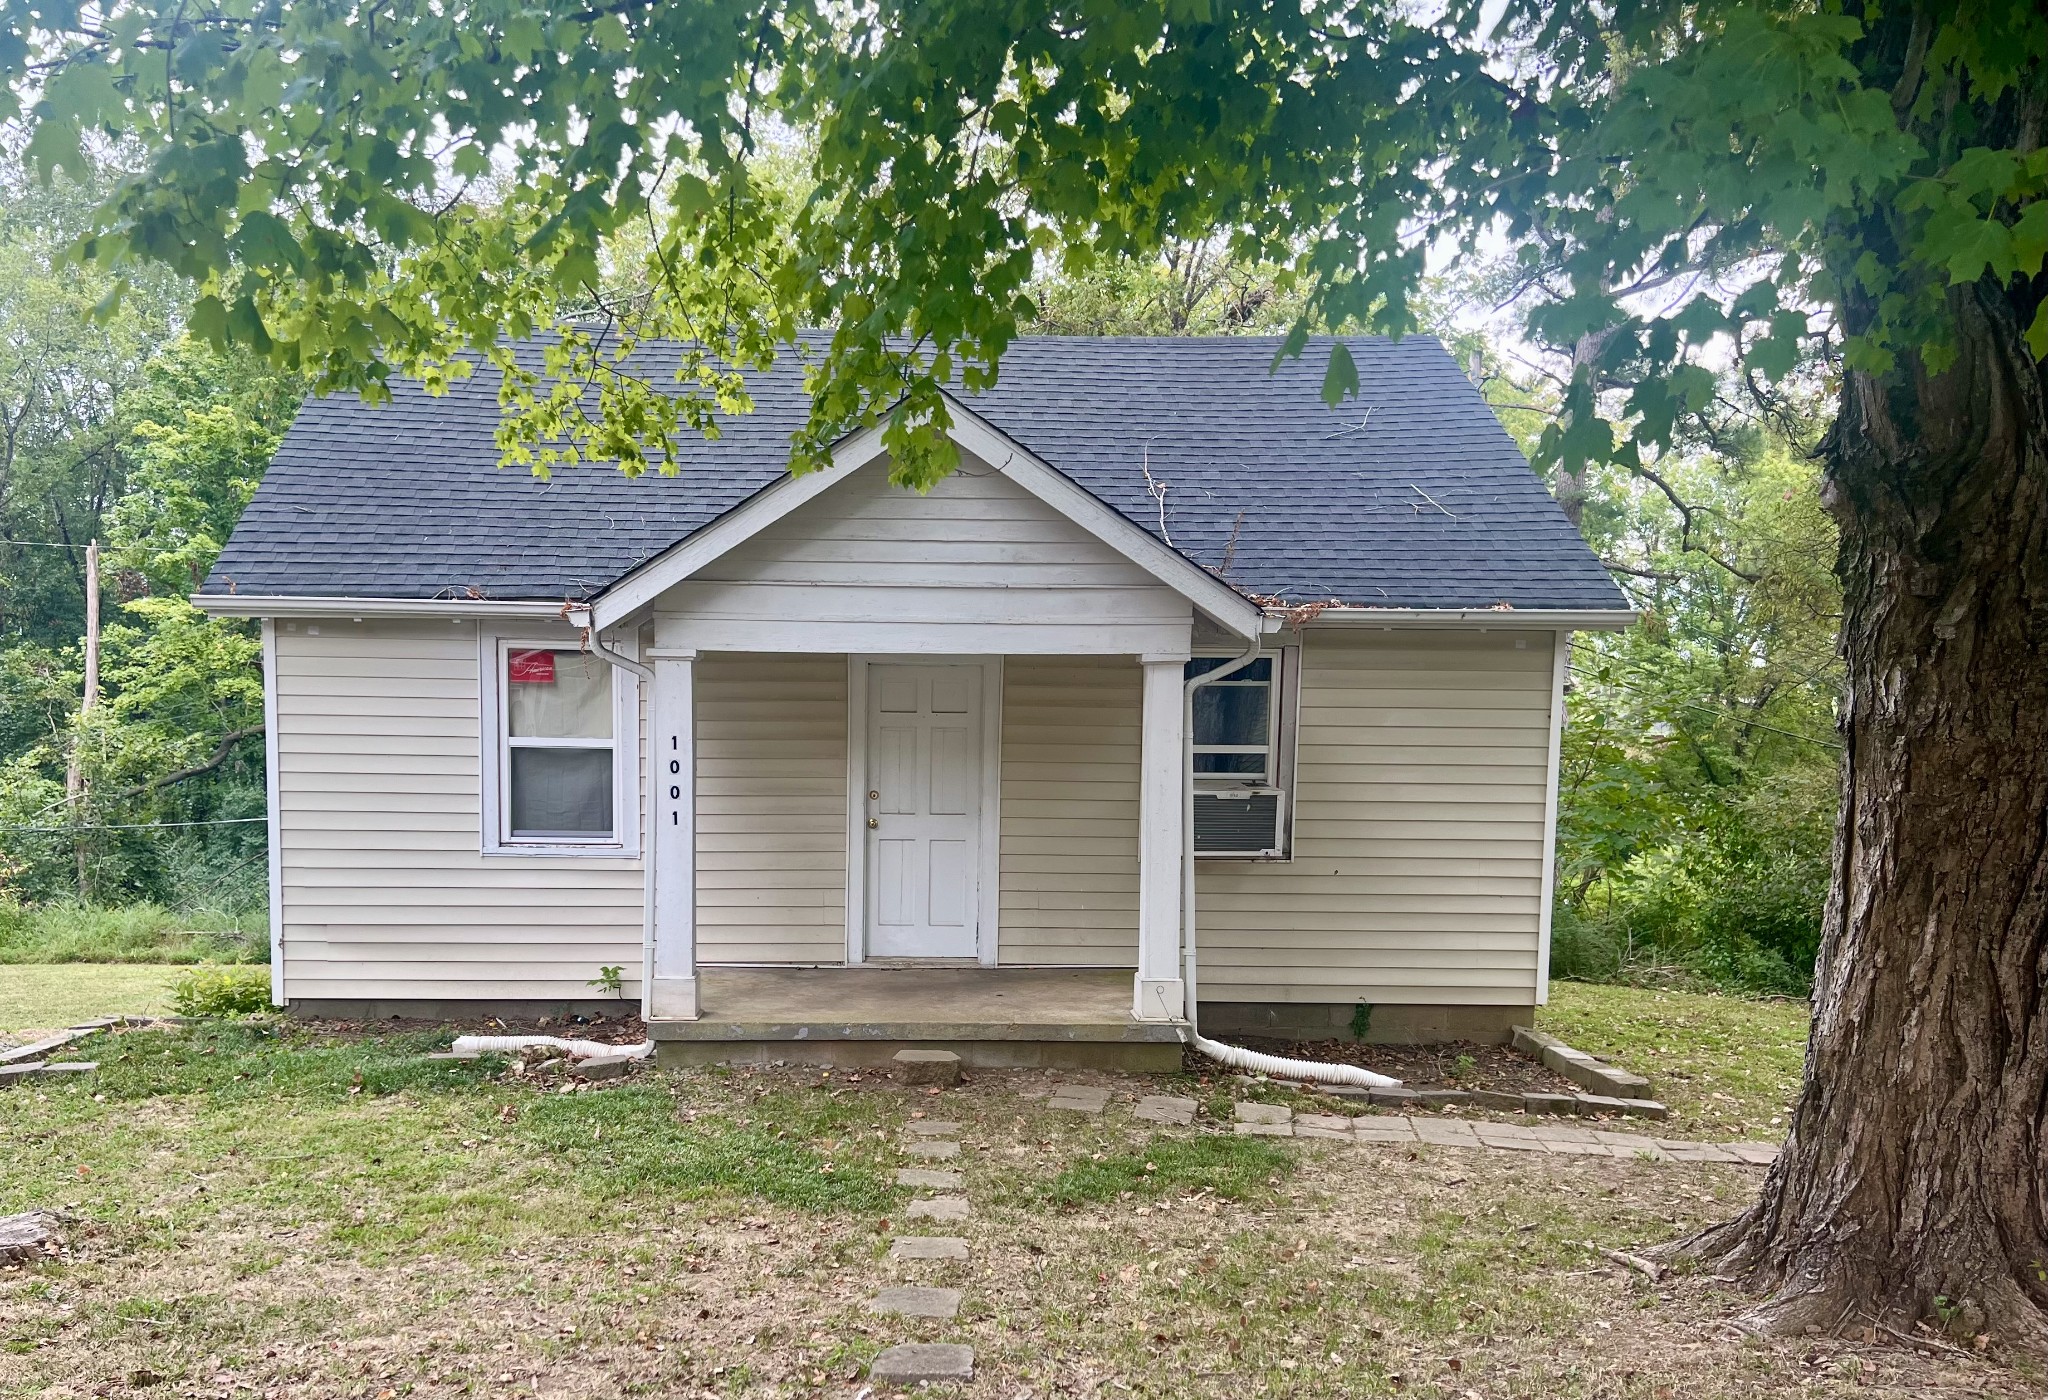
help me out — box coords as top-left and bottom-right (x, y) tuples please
(1189, 643), (1300, 861)
(479, 627), (642, 858)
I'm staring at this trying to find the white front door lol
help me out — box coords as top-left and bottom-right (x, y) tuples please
(865, 664), (982, 959)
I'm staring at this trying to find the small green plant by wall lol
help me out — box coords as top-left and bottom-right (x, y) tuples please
(1349, 1002), (1374, 1042)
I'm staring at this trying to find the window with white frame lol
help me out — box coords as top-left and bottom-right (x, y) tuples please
(1186, 650), (1297, 858)
(482, 639), (640, 855)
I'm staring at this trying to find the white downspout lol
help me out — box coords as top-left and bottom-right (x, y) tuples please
(565, 605), (653, 682)
(1183, 622), (1400, 1089)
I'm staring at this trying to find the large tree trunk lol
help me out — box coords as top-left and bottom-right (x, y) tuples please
(1675, 280), (2048, 1350)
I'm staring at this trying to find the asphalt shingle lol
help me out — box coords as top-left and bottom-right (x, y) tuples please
(198, 335), (1627, 613)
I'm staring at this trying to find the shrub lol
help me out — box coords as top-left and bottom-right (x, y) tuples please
(170, 963), (273, 1017)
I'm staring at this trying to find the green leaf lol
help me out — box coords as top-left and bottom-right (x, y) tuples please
(1319, 341), (1359, 406)
(233, 210), (303, 272)
(2027, 301), (2048, 362)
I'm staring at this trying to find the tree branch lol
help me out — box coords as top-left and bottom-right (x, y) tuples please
(112, 726), (263, 800)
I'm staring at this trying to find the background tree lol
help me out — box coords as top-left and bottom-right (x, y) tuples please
(5, 0), (2043, 1346)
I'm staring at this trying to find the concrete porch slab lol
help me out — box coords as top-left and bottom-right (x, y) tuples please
(648, 966), (1187, 1071)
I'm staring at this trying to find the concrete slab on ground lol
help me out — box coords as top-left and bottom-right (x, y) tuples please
(868, 1285), (961, 1319)
(906, 1196), (971, 1222)
(1048, 1083), (1111, 1114)
(889, 1237), (969, 1262)
(1132, 1094), (1196, 1126)
(869, 1343), (974, 1383)
(894, 1168), (963, 1189)
(1234, 1102), (1291, 1125)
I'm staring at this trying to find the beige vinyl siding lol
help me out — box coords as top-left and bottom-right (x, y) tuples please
(665, 455), (1189, 643)
(272, 620), (643, 1002)
(998, 655), (1140, 965)
(694, 652), (849, 963)
(1196, 629), (1554, 1005)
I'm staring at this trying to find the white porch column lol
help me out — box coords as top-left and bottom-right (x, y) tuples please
(648, 648), (700, 1019)
(1135, 654), (1188, 1021)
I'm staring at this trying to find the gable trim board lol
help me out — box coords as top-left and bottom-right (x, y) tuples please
(588, 395), (1266, 643)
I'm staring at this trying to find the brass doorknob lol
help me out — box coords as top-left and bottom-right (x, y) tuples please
(867, 817), (879, 829)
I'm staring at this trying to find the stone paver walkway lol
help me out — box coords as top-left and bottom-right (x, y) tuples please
(870, 1076), (978, 1385)
(1221, 1107), (1779, 1164)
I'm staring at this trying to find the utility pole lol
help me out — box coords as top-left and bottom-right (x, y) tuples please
(65, 538), (99, 901)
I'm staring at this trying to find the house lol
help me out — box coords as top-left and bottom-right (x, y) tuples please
(194, 335), (1632, 1068)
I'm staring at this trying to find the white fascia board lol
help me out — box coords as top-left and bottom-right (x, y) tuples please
(1296, 607), (1638, 631)
(587, 423), (891, 632)
(937, 396), (1264, 641)
(191, 594), (570, 620)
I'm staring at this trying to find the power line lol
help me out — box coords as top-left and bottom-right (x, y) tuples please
(3, 539), (93, 549)
(0, 815), (267, 834)
(1567, 639), (1843, 752)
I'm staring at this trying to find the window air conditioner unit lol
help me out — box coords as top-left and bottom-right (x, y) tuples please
(1193, 786), (1285, 857)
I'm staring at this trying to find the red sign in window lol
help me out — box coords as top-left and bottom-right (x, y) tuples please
(507, 649), (555, 684)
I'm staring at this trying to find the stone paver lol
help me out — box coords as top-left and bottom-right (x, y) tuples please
(1048, 1083), (1111, 1114)
(1367, 1086), (1421, 1107)
(905, 1138), (960, 1160)
(1352, 1117), (1419, 1143)
(1233, 1102), (1292, 1126)
(889, 1236), (969, 1262)
(1522, 1092), (1578, 1116)
(1541, 1139), (1617, 1157)
(1412, 1118), (1483, 1147)
(894, 1168), (963, 1189)
(1234, 1121), (1292, 1137)
(868, 1285), (961, 1319)
(1472, 1121), (1536, 1141)
(1205, 1110), (1770, 1168)
(870, 1343), (975, 1384)
(1527, 1124), (1601, 1144)
(0, 1030), (90, 1065)
(1293, 1113), (1355, 1140)
(1132, 1094), (1197, 1126)
(892, 1049), (961, 1086)
(904, 1120), (962, 1137)
(0, 1212), (56, 1263)
(906, 1196), (971, 1222)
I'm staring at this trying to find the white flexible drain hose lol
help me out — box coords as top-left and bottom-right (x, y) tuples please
(451, 1034), (654, 1060)
(1192, 1034), (1402, 1089)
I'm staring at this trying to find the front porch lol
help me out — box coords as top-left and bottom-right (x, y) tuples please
(648, 966), (1187, 1071)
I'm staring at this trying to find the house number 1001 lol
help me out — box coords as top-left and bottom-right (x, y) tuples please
(670, 735), (681, 823)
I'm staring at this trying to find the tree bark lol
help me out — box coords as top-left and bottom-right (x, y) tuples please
(1673, 279), (2048, 1350)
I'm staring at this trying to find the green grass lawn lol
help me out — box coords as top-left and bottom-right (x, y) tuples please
(1542, 981), (1810, 1139)
(0, 964), (184, 1033)
(2, 1017), (2032, 1399)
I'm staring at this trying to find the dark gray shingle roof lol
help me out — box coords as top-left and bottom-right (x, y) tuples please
(199, 335), (1627, 612)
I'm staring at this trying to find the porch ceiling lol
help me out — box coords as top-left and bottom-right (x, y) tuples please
(646, 967), (1187, 1044)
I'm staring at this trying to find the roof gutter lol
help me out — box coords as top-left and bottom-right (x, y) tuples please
(190, 594), (570, 620)
(1277, 606), (1637, 631)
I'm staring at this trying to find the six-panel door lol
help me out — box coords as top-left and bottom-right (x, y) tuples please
(865, 664), (982, 958)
